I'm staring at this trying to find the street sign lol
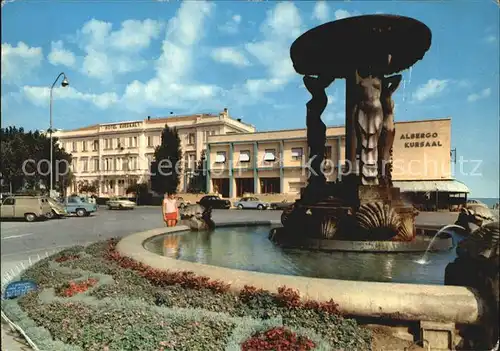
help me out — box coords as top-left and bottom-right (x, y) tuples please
(3, 280), (38, 299)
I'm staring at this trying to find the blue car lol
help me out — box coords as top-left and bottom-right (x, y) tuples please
(63, 196), (97, 217)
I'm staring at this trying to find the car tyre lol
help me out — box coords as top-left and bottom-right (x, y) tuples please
(237, 204), (243, 210)
(257, 204), (264, 210)
(76, 208), (87, 217)
(24, 213), (36, 222)
(46, 210), (55, 219)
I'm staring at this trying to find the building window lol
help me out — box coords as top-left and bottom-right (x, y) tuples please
(188, 133), (195, 145)
(128, 136), (138, 148)
(93, 158), (99, 172)
(106, 158), (113, 171)
(117, 138), (125, 149)
(147, 136), (153, 147)
(72, 142), (77, 152)
(104, 139), (112, 150)
(210, 130), (216, 136)
(82, 158), (88, 172)
(291, 147), (303, 161)
(82, 141), (87, 152)
(215, 151), (226, 163)
(130, 156), (137, 170)
(264, 149), (276, 162)
(72, 157), (78, 171)
(93, 140), (99, 151)
(239, 150), (250, 163)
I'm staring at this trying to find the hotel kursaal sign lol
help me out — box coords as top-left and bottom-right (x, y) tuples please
(400, 132), (443, 148)
(103, 122), (142, 130)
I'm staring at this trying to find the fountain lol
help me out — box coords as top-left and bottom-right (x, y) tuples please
(269, 15), (450, 252)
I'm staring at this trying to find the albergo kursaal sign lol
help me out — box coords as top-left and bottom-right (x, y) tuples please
(3, 280), (38, 299)
(400, 132), (443, 148)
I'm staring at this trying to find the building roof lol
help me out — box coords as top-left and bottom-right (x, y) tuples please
(209, 117), (451, 139)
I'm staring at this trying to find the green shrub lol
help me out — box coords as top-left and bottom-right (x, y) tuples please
(20, 261), (81, 288)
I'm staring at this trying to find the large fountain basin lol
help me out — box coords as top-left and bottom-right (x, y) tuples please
(117, 223), (483, 326)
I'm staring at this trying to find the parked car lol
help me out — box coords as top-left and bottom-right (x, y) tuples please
(270, 200), (295, 210)
(234, 197), (270, 210)
(106, 196), (136, 210)
(176, 196), (190, 209)
(0, 195), (52, 222)
(197, 195), (231, 209)
(63, 196), (97, 217)
(46, 197), (68, 219)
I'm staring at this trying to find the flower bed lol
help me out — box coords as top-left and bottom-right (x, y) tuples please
(241, 327), (316, 351)
(2, 239), (373, 351)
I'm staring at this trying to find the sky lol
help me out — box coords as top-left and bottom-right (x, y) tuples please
(1, 0), (499, 198)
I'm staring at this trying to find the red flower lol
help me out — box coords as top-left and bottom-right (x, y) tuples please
(241, 327), (315, 351)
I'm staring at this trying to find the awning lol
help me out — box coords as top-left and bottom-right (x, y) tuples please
(215, 153), (226, 163)
(393, 179), (470, 193)
(239, 152), (250, 162)
(264, 152), (276, 162)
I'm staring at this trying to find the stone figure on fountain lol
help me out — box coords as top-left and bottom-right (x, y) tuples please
(179, 204), (215, 231)
(379, 74), (402, 187)
(302, 74), (335, 200)
(444, 221), (499, 350)
(271, 14), (431, 246)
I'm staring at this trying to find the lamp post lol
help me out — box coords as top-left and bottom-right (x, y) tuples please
(49, 72), (69, 195)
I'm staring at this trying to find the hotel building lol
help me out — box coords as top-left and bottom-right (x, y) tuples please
(53, 109), (255, 197)
(206, 118), (469, 209)
(55, 112), (469, 208)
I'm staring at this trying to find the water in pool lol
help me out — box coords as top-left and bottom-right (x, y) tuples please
(144, 226), (458, 285)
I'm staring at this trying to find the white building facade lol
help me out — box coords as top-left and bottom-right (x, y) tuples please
(53, 109), (255, 197)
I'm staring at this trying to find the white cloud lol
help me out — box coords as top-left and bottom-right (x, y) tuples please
(211, 47), (250, 67)
(467, 88), (491, 102)
(1, 42), (43, 84)
(22, 86), (119, 109)
(48, 40), (76, 68)
(412, 79), (449, 102)
(484, 35), (497, 44)
(243, 2), (302, 97)
(79, 18), (163, 82)
(312, 1), (329, 22)
(121, 1), (221, 112)
(218, 14), (242, 34)
(334, 9), (357, 20)
(327, 94), (336, 105)
(109, 19), (163, 51)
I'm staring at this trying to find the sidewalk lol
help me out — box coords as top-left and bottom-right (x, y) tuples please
(1, 259), (45, 351)
(1, 321), (29, 351)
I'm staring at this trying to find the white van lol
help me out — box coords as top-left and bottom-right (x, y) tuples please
(0, 195), (52, 222)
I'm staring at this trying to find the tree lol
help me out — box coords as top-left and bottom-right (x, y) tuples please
(150, 125), (182, 195)
(188, 151), (207, 193)
(78, 179), (99, 194)
(126, 182), (150, 204)
(0, 127), (72, 193)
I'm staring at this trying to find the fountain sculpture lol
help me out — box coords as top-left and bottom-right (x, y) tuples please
(445, 221), (499, 350)
(270, 14), (433, 247)
(179, 204), (215, 231)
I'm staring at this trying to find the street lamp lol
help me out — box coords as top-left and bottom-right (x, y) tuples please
(49, 72), (69, 195)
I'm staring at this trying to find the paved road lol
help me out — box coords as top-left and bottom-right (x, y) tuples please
(0, 208), (280, 269)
